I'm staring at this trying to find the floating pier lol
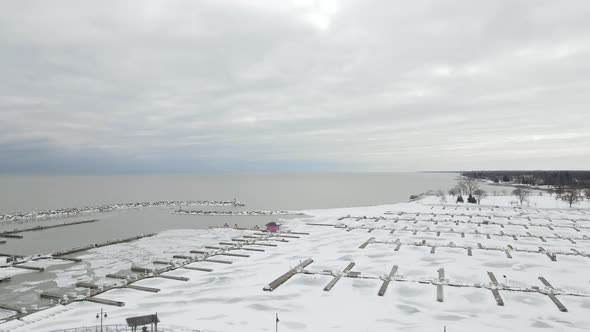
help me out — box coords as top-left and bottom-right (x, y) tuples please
(547, 293), (568, 312)
(264, 258), (313, 291)
(248, 243), (277, 247)
(436, 284), (444, 302)
(538, 276), (553, 288)
(75, 282), (100, 289)
(183, 266), (213, 272)
(324, 262), (355, 292)
(57, 257), (82, 263)
(378, 265), (398, 296)
(53, 233), (156, 257)
(131, 266), (153, 274)
(159, 275), (189, 281)
(106, 274), (129, 280)
(0, 253), (24, 258)
(1, 219), (99, 236)
(203, 258), (233, 264)
(0, 234), (23, 239)
(153, 260), (173, 265)
(13, 265), (44, 272)
(241, 247), (265, 252)
(220, 253), (250, 258)
(0, 304), (23, 314)
(491, 289), (504, 306)
(359, 238), (374, 249)
(86, 297), (124, 307)
(172, 255), (193, 260)
(124, 284), (160, 293)
(40, 292), (64, 300)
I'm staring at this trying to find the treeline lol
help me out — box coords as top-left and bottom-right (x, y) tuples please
(462, 171), (590, 188)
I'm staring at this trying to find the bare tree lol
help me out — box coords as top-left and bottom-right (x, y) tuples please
(512, 188), (530, 205)
(448, 187), (458, 198)
(435, 190), (447, 204)
(473, 189), (487, 205)
(585, 188), (590, 209)
(561, 189), (580, 208)
(459, 178), (479, 197)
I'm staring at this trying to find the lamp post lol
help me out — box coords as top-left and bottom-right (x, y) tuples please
(95, 308), (107, 332)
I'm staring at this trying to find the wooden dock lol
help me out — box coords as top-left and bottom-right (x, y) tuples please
(183, 266), (213, 272)
(106, 273), (130, 280)
(324, 262), (355, 292)
(40, 292), (64, 300)
(487, 272), (499, 286)
(124, 284), (160, 293)
(13, 264), (44, 272)
(247, 243), (277, 247)
(57, 257), (82, 263)
(0, 253), (24, 258)
(0, 234), (23, 239)
(241, 247), (265, 252)
(359, 237), (374, 249)
(203, 258), (233, 264)
(547, 293), (568, 312)
(436, 284), (444, 302)
(86, 297), (124, 307)
(172, 255), (193, 260)
(75, 282), (100, 289)
(131, 266), (153, 273)
(491, 289), (504, 306)
(378, 265), (398, 296)
(220, 252), (250, 258)
(53, 233), (156, 257)
(1, 219), (99, 236)
(0, 304), (23, 314)
(538, 277), (554, 288)
(159, 274), (189, 281)
(264, 258), (313, 291)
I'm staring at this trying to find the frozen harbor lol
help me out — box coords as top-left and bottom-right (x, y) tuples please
(1, 195), (589, 332)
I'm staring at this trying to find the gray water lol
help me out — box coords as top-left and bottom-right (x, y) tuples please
(0, 173), (461, 213)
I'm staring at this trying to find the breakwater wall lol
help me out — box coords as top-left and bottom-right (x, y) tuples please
(0, 199), (245, 222)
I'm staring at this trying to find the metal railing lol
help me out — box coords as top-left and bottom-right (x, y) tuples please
(47, 325), (208, 332)
(47, 326), (130, 332)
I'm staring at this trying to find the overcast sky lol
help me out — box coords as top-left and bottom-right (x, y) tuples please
(1, 0), (589, 173)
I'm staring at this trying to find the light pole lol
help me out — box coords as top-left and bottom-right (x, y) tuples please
(95, 308), (107, 332)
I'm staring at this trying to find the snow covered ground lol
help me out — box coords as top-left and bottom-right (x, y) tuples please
(1, 195), (589, 332)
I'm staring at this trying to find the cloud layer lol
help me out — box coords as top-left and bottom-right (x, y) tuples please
(1, 0), (589, 172)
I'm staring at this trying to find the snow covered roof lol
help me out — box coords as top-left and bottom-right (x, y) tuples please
(126, 314), (159, 327)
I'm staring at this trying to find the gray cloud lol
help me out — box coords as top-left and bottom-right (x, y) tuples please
(1, 0), (589, 173)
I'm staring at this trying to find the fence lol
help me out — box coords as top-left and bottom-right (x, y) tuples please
(47, 325), (207, 332)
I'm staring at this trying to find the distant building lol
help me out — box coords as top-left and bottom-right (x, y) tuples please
(266, 221), (279, 233)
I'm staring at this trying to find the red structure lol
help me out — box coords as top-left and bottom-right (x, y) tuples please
(265, 221), (279, 233)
